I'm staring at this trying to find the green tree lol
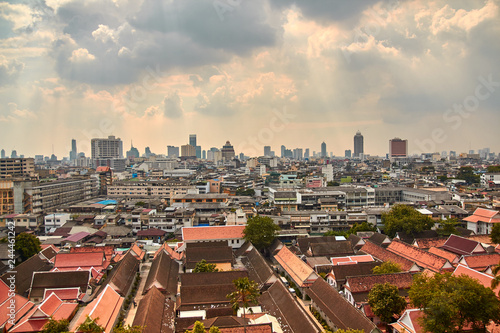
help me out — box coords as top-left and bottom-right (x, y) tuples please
(227, 277), (260, 333)
(15, 233), (42, 261)
(437, 218), (459, 237)
(41, 318), (69, 333)
(372, 261), (401, 275)
(438, 175), (448, 182)
(335, 330), (365, 333)
(456, 166), (480, 184)
(491, 264), (500, 296)
(243, 215), (280, 251)
(491, 223), (500, 244)
(114, 325), (143, 333)
(368, 283), (406, 325)
(208, 326), (222, 333)
(487, 165), (500, 173)
(381, 204), (434, 238)
(192, 259), (219, 273)
(185, 321), (205, 333)
(350, 222), (377, 234)
(77, 316), (104, 333)
(410, 273), (500, 333)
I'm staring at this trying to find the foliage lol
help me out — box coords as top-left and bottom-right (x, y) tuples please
(41, 318), (70, 333)
(491, 264), (500, 297)
(487, 165), (500, 173)
(456, 166), (480, 184)
(208, 327), (222, 333)
(135, 201), (146, 207)
(236, 188), (255, 196)
(491, 223), (500, 244)
(381, 204), (434, 238)
(436, 218), (458, 237)
(368, 283), (406, 323)
(243, 215), (280, 251)
(324, 222), (375, 238)
(335, 330), (365, 333)
(113, 325), (143, 333)
(327, 181), (340, 186)
(372, 261), (401, 275)
(193, 259), (219, 273)
(438, 175), (448, 182)
(227, 277), (259, 333)
(15, 233), (42, 261)
(185, 321), (205, 333)
(311, 306), (333, 332)
(77, 316), (104, 333)
(410, 273), (500, 333)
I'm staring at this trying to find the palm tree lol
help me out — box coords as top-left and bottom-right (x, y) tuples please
(227, 277), (260, 333)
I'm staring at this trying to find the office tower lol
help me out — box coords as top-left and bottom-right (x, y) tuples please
(196, 146), (202, 159)
(189, 134), (197, 147)
(202, 150), (206, 160)
(321, 142), (327, 158)
(145, 147), (152, 157)
(91, 135), (124, 169)
(127, 142), (139, 159)
(70, 139), (77, 161)
(167, 146), (179, 158)
(293, 148), (303, 160)
(354, 131), (363, 158)
(11, 150), (17, 158)
(264, 146), (271, 157)
(221, 141), (235, 161)
(281, 145), (286, 158)
(304, 148), (310, 160)
(450, 151), (456, 158)
(345, 149), (352, 158)
(389, 138), (408, 158)
(0, 149), (4, 158)
(239, 152), (245, 160)
(181, 144), (196, 157)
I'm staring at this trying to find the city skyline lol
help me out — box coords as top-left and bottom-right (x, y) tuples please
(1, 1), (499, 157)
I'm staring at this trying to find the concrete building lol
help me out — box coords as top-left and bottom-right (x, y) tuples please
(91, 135), (124, 170)
(0, 158), (35, 179)
(181, 144), (196, 158)
(354, 131), (364, 158)
(221, 141), (235, 161)
(167, 146), (179, 158)
(321, 142), (327, 158)
(389, 138), (408, 159)
(44, 213), (71, 234)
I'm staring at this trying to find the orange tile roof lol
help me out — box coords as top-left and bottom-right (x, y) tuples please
(388, 239), (451, 273)
(155, 243), (183, 261)
(72, 284), (124, 333)
(54, 252), (105, 269)
(331, 255), (374, 265)
(346, 272), (413, 294)
(413, 237), (447, 249)
(460, 253), (500, 271)
(428, 246), (459, 264)
(452, 264), (500, 295)
(274, 246), (318, 288)
(0, 293), (34, 329)
(360, 241), (419, 272)
(464, 208), (500, 223)
(182, 225), (245, 241)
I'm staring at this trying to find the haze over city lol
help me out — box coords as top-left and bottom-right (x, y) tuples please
(0, 0), (499, 157)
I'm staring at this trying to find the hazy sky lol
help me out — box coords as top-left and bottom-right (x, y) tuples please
(1, 0), (499, 158)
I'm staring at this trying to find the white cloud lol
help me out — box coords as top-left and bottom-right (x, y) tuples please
(69, 48), (96, 63)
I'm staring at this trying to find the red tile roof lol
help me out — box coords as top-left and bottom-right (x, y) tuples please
(360, 241), (420, 272)
(54, 252), (105, 269)
(460, 253), (500, 271)
(274, 246), (318, 288)
(182, 225), (245, 241)
(452, 264), (500, 295)
(441, 234), (486, 256)
(346, 272), (413, 293)
(388, 239), (452, 273)
(428, 246), (459, 264)
(331, 255), (374, 265)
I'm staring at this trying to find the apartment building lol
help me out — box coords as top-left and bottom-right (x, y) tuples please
(107, 180), (196, 200)
(0, 158), (35, 179)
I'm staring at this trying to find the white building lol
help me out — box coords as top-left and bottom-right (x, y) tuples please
(44, 213), (71, 234)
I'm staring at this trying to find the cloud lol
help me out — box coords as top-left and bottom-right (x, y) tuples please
(0, 103), (37, 123)
(162, 91), (183, 119)
(69, 48), (95, 62)
(0, 56), (24, 85)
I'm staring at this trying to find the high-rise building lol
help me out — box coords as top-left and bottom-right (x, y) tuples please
(221, 141), (235, 161)
(0, 149), (4, 159)
(293, 148), (303, 160)
(304, 148), (310, 160)
(145, 147), (152, 157)
(389, 138), (408, 158)
(354, 131), (364, 158)
(196, 146), (202, 159)
(189, 134), (197, 147)
(70, 139), (77, 161)
(181, 144), (196, 158)
(281, 145), (286, 158)
(264, 146), (272, 157)
(202, 150), (206, 160)
(345, 149), (352, 158)
(127, 142), (140, 159)
(91, 135), (124, 169)
(11, 150), (17, 158)
(0, 158), (35, 179)
(321, 142), (327, 158)
(167, 146), (179, 158)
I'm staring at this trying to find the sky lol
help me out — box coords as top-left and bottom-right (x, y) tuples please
(0, 0), (499, 159)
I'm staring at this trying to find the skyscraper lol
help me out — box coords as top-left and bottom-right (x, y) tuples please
(167, 146), (179, 158)
(221, 141), (235, 161)
(354, 131), (363, 158)
(321, 142), (327, 158)
(127, 142), (140, 159)
(91, 135), (123, 168)
(11, 150), (17, 158)
(304, 148), (310, 159)
(264, 146), (271, 157)
(70, 139), (77, 161)
(0, 149), (4, 158)
(345, 149), (352, 158)
(189, 134), (197, 147)
(281, 145), (286, 158)
(389, 138), (408, 158)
